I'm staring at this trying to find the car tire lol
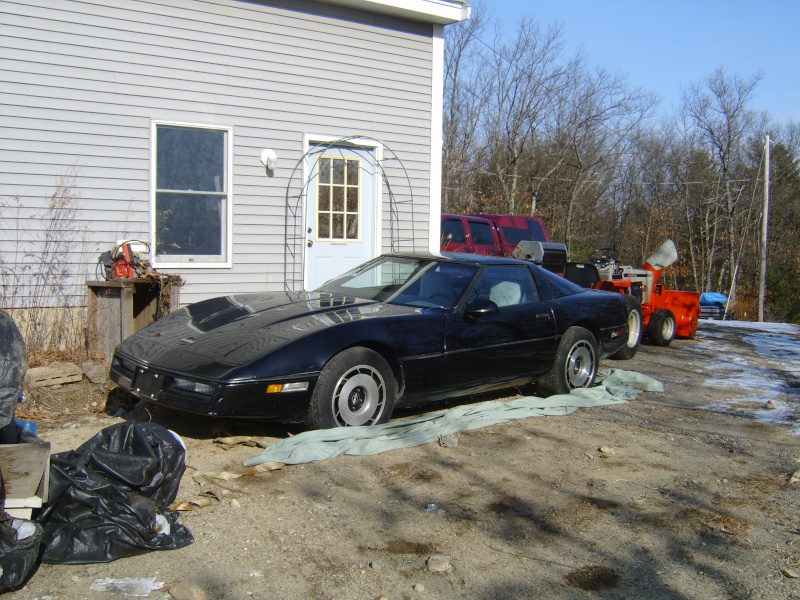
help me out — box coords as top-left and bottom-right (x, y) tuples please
(611, 295), (643, 360)
(537, 326), (598, 396)
(306, 347), (396, 429)
(648, 308), (676, 346)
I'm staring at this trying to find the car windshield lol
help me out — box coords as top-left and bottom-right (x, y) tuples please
(315, 256), (477, 309)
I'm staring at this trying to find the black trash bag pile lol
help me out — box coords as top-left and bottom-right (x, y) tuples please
(0, 310), (27, 442)
(36, 421), (194, 564)
(0, 310), (40, 591)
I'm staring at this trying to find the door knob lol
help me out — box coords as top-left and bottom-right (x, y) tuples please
(307, 240), (314, 247)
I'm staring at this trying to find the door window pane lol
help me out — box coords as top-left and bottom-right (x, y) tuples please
(318, 214), (330, 238)
(347, 188), (359, 212)
(320, 158), (331, 184)
(332, 186), (344, 211)
(332, 213), (344, 238)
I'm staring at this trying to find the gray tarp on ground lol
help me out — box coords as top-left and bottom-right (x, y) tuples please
(243, 369), (663, 466)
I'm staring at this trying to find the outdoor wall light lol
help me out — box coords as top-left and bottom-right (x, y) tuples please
(260, 149), (277, 171)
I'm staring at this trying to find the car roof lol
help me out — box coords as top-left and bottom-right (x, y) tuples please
(385, 250), (530, 267)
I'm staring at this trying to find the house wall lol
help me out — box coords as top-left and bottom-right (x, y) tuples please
(0, 0), (436, 306)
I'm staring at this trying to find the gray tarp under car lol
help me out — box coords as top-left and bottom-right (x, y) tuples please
(244, 369), (663, 466)
(0, 310), (27, 435)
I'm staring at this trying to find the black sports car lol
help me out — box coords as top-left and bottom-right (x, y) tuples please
(110, 252), (636, 429)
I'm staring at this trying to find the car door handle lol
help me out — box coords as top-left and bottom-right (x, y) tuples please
(536, 313), (551, 320)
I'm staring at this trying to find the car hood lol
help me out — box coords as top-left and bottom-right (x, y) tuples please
(117, 291), (414, 368)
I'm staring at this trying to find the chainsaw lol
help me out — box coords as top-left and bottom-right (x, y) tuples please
(97, 240), (152, 280)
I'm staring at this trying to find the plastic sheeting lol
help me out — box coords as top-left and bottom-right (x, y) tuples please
(36, 422), (193, 564)
(244, 368), (663, 466)
(0, 310), (27, 434)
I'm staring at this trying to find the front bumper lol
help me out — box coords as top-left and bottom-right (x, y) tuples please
(110, 353), (316, 420)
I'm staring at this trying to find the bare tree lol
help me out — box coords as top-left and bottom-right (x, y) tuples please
(442, 3), (487, 213)
(481, 17), (570, 214)
(682, 67), (763, 300)
(543, 66), (657, 249)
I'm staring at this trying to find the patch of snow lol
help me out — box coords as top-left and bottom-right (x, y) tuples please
(693, 320), (800, 434)
(700, 320), (799, 334)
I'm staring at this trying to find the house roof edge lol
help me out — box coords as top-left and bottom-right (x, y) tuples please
(317, 0), (471, 24)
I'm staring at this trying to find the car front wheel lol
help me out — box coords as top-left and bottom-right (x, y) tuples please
(306, 347), (396, 429)
(537, 326), (599, 396)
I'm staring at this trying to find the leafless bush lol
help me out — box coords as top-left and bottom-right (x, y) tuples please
(1, 171), (92, 353)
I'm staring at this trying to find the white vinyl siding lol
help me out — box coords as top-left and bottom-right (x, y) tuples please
(0, 0), (436, 306)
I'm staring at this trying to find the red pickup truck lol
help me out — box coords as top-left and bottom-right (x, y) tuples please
(440, 214), (504, 256)
(441, 214), (553, 255)
(441, 214), (567, 273)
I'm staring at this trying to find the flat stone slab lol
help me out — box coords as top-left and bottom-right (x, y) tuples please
(25, 363), (82, 388)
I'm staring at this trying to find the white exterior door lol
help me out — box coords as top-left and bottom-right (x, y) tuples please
(304, 145), (377, 289)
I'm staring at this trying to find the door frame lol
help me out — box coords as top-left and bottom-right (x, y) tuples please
(302, 134), (383, 289)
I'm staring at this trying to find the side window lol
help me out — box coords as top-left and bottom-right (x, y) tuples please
(442, 219), (467, 244)
(153, 122), (232, 266)
(527, 219), (547, 242)
(392, 262), (478, 309)
(468, 266), (540, 308)
(500, 227), (531, 245)
(468, 221), (495, 246)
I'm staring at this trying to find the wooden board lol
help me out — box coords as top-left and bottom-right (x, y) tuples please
(0, 434), (50, 500)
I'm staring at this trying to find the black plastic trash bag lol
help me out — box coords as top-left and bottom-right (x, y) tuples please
(0, 512), (44, 591)
(0, 310), (27, 441)
(37, 422), (193, 564)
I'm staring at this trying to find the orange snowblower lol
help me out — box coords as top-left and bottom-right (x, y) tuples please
(565, 240), (700, 346)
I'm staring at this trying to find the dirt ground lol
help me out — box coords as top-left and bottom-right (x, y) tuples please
(7, 322), (800, 599)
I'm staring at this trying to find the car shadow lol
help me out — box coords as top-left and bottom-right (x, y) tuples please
(103, 383), (538, 443)
(103, 387), (305, 441)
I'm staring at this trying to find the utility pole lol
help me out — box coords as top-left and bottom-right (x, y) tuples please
(758, 135), (770, 322)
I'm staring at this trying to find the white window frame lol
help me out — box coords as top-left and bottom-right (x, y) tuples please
(302, 134), (383, 266)
(150, 120), (234, 269)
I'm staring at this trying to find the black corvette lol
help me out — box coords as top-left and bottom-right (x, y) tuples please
(110, 252), (637, 429)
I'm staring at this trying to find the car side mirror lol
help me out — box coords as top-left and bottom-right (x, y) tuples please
(465, 298), (499, 320)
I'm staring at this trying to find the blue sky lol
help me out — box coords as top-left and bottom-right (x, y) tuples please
(487, 1), (799, 123)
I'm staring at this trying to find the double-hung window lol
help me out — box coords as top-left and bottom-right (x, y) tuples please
(152, 122), (232, 266)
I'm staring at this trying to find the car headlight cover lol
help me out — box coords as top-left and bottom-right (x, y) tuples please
(113, 355), (136, 374)
(171, 377), (215, 396)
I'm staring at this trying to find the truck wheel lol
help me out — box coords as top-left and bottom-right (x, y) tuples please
(537, 327), (598, 396)
(648, 308), (676, 346)
(612, 295), (643, 360)
(306, 347), (396, 429)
